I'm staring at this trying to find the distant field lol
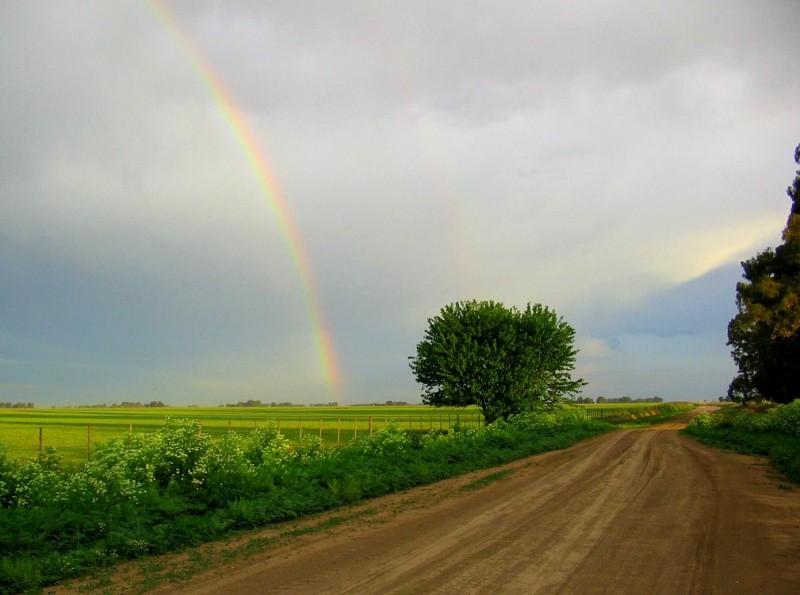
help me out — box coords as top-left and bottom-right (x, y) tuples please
(0, 406), (484, 464)
(571, 402), (695, 420)
(0, 402), (695, 465)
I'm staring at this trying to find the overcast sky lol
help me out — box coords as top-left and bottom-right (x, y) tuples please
(2, 1), (799, 406)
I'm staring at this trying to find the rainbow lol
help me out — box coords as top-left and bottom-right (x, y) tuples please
(145, 0), (342, 402)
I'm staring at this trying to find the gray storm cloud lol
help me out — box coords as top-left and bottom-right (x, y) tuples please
(1, 0), (798, 404)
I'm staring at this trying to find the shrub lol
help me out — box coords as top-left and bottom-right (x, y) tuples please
(246, 424), (290, 461)
(689, 413), (715, 429)
(771, 399), (800, 437)
(193, 433), (255, 506)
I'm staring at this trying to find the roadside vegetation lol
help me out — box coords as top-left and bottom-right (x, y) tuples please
(0, 409), (611, 593)
(572, 402), (694, 426)
(685, 400), (800, 483)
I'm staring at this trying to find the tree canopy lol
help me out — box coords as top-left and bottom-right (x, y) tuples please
(727, 143), (800, 403)
(409, 300), (585, 423)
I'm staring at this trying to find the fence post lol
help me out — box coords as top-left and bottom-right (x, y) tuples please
(337, 418), (341, 445)
(87, 426), (92, 460)
(369, 417), (373, 436)
(277, 420), (281, 434)
(299, 420), (303, 438)
(38, 427), (43, 462)
(228, 420), (232, 433)
(354, 418), (357, 437)
(319, 419), (323, 439)
(129, 423), (133, 433)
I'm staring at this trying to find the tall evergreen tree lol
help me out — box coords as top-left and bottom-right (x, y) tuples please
(727, 143), (800, 403)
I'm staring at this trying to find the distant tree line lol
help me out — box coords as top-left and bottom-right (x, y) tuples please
(222, 400), (338, 408)
(0, 402), (35, 409)
(572, 396), (664, 404)
(105, 401), (167, 408)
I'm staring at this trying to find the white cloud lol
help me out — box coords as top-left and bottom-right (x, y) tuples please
(577, 337), (617, 359)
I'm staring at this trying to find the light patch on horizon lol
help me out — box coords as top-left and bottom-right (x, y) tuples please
(646, 213), (788, 284)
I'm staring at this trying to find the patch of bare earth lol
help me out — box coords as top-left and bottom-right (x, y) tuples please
(50, 408), (800, 594)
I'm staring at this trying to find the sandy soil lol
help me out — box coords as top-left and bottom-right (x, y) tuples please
(54, 409), (800, 594)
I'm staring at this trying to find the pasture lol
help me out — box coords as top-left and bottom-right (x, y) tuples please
(0, 405), (485, 464)
(0, 402), (691, 465)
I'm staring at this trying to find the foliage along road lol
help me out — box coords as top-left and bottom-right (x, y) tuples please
(60, 408), (800, 594)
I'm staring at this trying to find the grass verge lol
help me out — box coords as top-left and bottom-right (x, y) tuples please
(683, 400), (800, 484)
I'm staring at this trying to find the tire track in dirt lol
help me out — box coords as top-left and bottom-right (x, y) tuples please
(126, 411), (800, 594)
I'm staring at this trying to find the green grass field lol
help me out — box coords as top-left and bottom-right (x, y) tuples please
(568, 401), (695, 420)
(0, 402), (695, 465)
(0, 406), (485, 464)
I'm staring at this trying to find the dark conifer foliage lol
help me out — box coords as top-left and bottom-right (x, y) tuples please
(727, 143), (800, 403)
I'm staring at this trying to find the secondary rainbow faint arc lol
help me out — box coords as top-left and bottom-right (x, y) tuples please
(146, 0), (343, 401)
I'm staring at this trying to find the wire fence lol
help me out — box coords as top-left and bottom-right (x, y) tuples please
(2, 405), (684, 464)
(575, 404), (672, 419)
(2, 413), (486, 464)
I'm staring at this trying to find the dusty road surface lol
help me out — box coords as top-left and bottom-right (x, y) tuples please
(106, 410), (799, 594)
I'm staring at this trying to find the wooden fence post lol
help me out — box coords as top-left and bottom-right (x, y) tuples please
(319, 419), (323, 439)
(38, 427), (43, 462)
(299, 420), (303, 438)
(369, 416), (373, 436)
(87, 426), (92, 460)
(337, 418), (341, 445)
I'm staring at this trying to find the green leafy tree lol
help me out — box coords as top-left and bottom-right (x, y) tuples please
(727, 143), (800, 403)
(409, 300), (585, 424)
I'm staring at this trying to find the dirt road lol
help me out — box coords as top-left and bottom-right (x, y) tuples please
(142, 412), (799, 594)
